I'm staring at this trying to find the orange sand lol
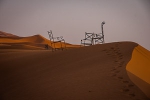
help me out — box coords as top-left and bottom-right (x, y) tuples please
(126, 45), (150, 98)
(0, 31), (80, 49)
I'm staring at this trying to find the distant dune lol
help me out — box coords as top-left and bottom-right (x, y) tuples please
(0, 31), (80, 50)
(0, 41), (149, 100)
(0, 31), (19, 38)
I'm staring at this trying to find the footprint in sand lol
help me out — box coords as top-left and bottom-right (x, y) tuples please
(107, 52), (111, 55)
(118, 76), (123, 79)
(114, 60), (119, 63)
(115, 50), (119, 52)
(119, 57), (123, 60)
(117, 52), (122, 55)
(120, 61), (124, 64)
(116, 48), (120, 50)
(111, 46), (138, 99)
(118, 54), (123, 58)
(110, 47), (114, 50)
(113, 49), (117, 51)
(116, 53), (121, 57)
(119, 54), (123, 57)
(128, 93), (135, 97)
(89, 91), (92, 92)
(102, 49), (107, 51)
(111, 68), (117, 71)
(121, 88), (130, 92)
(118, 65), (122, 67)
(118, 64), (122, 67)
(105, 51), (113, 56)
(122, 80), (129, 83)
(115, 70), (120, 73)
(118, 61), (124, 66)
(104, 50), (108, 53)
(127, 84), (134, 87)
(112, 74), (116, 77)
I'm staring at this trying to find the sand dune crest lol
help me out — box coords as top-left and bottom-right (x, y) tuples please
(0, 31), (80, 49)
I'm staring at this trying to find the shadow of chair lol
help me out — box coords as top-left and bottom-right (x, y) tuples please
(47, 30), (66, 51)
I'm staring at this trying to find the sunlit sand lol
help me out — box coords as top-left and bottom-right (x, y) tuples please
(0, 31), (80, 50)
(126, 45), (150, 98)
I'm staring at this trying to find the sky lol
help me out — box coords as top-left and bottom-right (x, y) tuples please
(0, 0), (150, 50)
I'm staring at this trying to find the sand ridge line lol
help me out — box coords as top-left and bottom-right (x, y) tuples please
(113, 44), (138, 99)
(102, 43), (142, 99)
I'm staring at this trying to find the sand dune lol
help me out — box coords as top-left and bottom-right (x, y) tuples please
(0, 41), (149, 100)
(0, 31), (19, 38)
(126, 45), (150, 98)
(0, 31), (80, 49)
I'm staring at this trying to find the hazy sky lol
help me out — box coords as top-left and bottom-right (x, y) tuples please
(0, 0), (150, 50)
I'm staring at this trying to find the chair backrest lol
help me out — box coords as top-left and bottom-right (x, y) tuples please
(47, 30), (53, 41)
(84, 32), (94, 41)
(95, 33), (104, 38)
(81, 32), (95, 46)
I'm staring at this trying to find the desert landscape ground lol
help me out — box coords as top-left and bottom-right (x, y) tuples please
(0, 31), (150, 100)
(0, 31), (80, 50)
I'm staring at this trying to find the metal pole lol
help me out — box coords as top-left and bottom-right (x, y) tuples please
(101, 21), (105, 43)
(48, 30), (53, 51)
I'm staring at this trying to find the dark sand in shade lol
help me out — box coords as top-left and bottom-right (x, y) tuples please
(0, 42), (149, 100)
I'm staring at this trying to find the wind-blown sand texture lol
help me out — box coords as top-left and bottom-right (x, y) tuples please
(0, 41), (149, 100)
(0, 31), (80, 50)
(126, 45), (150, 98)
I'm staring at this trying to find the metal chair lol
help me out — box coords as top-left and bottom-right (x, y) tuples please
(93, 33), (104, 44)
(81, 32), (95, 46)
(81, 21), (105, 46)
(47, 30), (66, 51)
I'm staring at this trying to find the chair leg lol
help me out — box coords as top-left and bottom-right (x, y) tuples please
(60, 42), (63, 51)
(64, 40), (66, 50)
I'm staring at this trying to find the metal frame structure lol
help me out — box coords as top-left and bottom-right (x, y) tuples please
(81, 21), (105, 46)
(47, 30), (66, 51)
(81, 32), (94, 46)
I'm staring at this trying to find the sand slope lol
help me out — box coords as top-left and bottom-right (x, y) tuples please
(0, 42), (149, 100)
(0, 31), (19, 37)
(126, 45), (150, 98)
(0, 31), (80, 49)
